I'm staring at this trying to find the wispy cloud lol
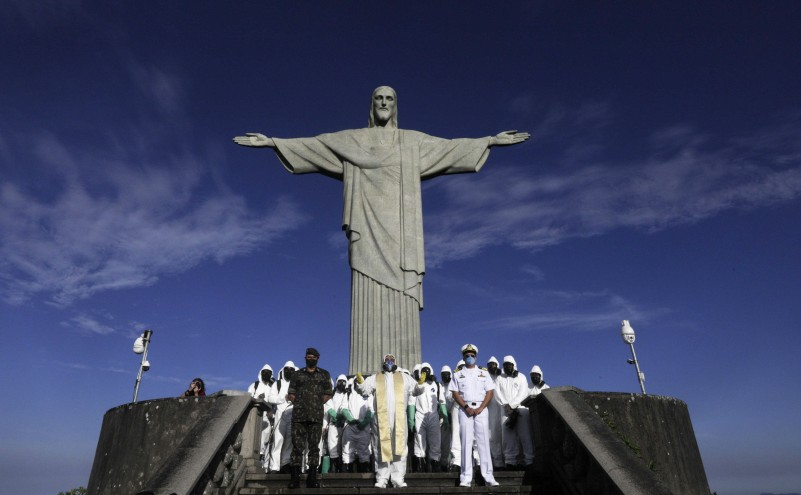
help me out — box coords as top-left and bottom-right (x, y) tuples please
(425, 115), (801, 266)
(476, 289), (664, 333)
(62, 313), (116, 335)
(0, 132), (307, 307)
(128, 63), (186, 116)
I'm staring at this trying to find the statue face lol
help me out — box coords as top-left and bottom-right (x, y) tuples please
(372, 87), (396, 126)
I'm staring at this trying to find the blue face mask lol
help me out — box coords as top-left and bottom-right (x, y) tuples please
(464, 356), (476, 366)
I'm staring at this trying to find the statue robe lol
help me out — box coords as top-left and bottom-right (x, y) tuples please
(272, 128), (492, 373)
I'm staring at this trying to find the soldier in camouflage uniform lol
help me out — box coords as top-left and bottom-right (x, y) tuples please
(286, 347), (333, 489)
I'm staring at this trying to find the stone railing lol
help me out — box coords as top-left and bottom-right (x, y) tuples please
(523, 387), (710, 495)
(87, 391), (265, 495)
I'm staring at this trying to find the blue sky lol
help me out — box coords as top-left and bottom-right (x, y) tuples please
(2, 2), (801, 494)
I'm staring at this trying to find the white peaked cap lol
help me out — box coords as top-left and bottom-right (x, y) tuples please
(456, 359), (465, 367)
(461, 343), (478, 354)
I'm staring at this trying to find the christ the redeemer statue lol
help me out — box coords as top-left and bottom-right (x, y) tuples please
(234, 86), (529, 374)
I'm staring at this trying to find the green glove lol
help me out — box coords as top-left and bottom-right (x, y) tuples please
(438, 403), (449, 427)
(327, 408), (338, 422)
(358, 411), (373, 431)
(407, 405), (416, 432)
(341, 408), (357, 425)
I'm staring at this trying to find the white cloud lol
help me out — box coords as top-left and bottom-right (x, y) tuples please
(0, 133), (307, 307)
(424, 118), (801, 266)
(128, 63), (186, 116)
(521, 264), (545, 282)
(476, 290), (661, 333)
(62, 313), (116, 335)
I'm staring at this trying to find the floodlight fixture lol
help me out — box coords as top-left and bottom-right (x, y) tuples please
(133, 329), (153, 403)
(620, 320), (646, 395)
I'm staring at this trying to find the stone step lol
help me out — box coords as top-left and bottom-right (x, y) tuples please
(239, 486), (533, 495)
(244, 471), (526, 489)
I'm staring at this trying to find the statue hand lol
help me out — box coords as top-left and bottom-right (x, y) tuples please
(355, 372), (364, 384)
(233, 132), (275, 148)
(418, 371), (427, 385)
(491, 130), (530, 147)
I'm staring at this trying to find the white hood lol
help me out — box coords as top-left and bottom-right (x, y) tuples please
(502, 355), (517, 371)
(258, 363), (273, 383)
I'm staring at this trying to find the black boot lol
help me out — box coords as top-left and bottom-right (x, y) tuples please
(425, 458), (433, 473)
(306, 464), (320, 488)
(334, 457), (343, 473)
(342, 462), (352, 473)
(288, 465), (301, 489)
(417, 456), (427, 473)
(358, 461), (370, 473)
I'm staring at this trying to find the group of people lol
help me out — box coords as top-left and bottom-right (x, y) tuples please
(242, 345), (549, 489)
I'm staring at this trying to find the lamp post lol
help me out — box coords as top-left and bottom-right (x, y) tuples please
(620, 320), (646, 395)
(132, 329), (153, 403)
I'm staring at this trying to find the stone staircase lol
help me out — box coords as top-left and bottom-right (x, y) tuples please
(239, 469), (534, 494)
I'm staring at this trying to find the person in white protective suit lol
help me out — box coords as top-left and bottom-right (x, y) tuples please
(266, 361), (296, 473)
(494, 355), (534, 469)
(248, 364), (276, 470)
(323, 374), (349, 472)
(485, 355), (504, 470)
(528, 365), (550, 397)
(412, 362), (448, 472)
(439, 365), (455, 472)
(355, 353), (425, 488)
(340, 377), (374, 472)
(448, 359), (465, 472)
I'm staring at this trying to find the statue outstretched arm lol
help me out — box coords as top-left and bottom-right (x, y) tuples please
(489, 130), (530, 147)
(233, 132), (276, 148)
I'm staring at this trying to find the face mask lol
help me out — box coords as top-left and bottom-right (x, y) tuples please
(261, 371), (273, 383)
(441, 373), (451, 384)
(503, 364), (515, 375)
(336, 382), (346, 392)
(283, 369), (294, 381)
(305, 358), (318, 368)
(464, 356), (476, 366)
(382, 360), (396, 372)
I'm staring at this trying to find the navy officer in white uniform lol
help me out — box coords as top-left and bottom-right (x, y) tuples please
(448, 344), (500, 487)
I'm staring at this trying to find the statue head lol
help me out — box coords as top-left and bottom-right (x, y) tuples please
(368, 85), (398, 128)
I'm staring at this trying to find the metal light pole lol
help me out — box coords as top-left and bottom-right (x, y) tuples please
(132, 329), (153, 403)
(620, 320), (646, 395)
